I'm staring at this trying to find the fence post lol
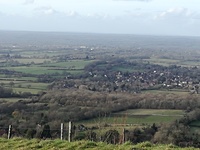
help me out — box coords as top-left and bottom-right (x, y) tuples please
(61, 123), (64, 140)
(68, 121), (72, 142)
(122, 128), (125, 144)
(8, 125), (12, 139)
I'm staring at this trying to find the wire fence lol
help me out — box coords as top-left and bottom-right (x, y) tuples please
(0, 122), (126, 144)
(0, 122), (73, 140)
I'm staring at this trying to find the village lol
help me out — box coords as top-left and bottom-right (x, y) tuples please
(53, 58), (200, 94)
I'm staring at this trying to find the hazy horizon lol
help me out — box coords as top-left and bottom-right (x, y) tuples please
(0, 0), (200, 37)
(1, 29), (200, 38)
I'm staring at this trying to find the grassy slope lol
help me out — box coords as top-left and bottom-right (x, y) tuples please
(0, 138), (199, 150)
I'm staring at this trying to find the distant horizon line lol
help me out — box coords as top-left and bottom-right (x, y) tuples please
(0, 29), (199, 38)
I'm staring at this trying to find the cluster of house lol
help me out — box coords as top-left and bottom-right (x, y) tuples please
(57, 58), (200, 94)
(60, 69), (199, 95)
(84, 68), (200, 94)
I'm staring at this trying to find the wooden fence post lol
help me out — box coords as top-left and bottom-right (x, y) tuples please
(68, 121), (72, 142)
(61, 123), (64, 140)
(8, 125), (12, 139)
(122, 128), (125, 144)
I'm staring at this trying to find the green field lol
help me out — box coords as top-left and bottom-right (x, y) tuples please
(4, 60), (93, 75)
(0, 138), (198, 150)
(13, 88), (43, 94)
(13, 82), (48, 94)
(79, 109), (184, 126)
(13, 58), (52, 64)
(5, 66), (63, 75)
(116, 109), (184, 116)
(143, 89), (189, 95)
(42, 60), (93, 69)
(82, 115), (181, 126)
(145, 57), (200, 67)
(14, 82), (48, 89)
(0, 59), (94, 94)
(0, 77), (49, 94)
(0, 77), (37, 82)
(145, 58), (180, 66)
(0, 98), (30, 102)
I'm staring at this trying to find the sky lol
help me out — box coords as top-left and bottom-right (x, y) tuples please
(0, 0), (200, 36)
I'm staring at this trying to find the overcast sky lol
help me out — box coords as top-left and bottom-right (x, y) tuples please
(0, 0), (200, 36)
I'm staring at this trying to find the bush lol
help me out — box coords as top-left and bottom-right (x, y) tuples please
(103, 129), (120, 144)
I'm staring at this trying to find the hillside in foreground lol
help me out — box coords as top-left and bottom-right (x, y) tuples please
(0, 138), (199, 150)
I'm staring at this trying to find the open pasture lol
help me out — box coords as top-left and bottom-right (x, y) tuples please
(4, 59), (93, 75)
(14, 82), (48, 90)
(143, 89), (189, 95)
(145, 57), (200, 67)
(0, 98), (30, 102)
(4, 66), (63, 75)
(0, 76), (37, 82)
(13, 58), (52, 64)
(42, 60), (93, 69)
(115, 109), (184, 116)
(83, 115), (181, 125)
(0, 77), (48, 94)
(144, 58), (180, 66)
(5, 65), (82, 75)
(179, 60), (200, 67)
(79, 109), (184, 126)
(13, 87), (42, 94)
